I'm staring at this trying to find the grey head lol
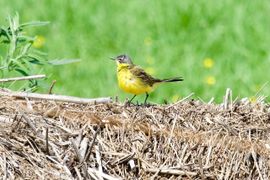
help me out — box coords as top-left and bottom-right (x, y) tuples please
(110, 54), (133, 64)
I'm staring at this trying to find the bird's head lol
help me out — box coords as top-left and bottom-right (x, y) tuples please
(110, 54), (133, 65)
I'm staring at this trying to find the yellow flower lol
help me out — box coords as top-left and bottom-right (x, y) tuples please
(171, 94), (180, 102)
(33, 35), (45, 48)
(144, 37), (152, 46)
(146, 56), (154, 65)
(203, 58), (214, 69)
(145, 67), (155, 75)
(205, 76), (216, 85)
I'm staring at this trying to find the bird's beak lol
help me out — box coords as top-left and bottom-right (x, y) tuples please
(110, 57), (116, 60)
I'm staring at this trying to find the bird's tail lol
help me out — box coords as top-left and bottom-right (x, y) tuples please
(158, 77), (184, 83)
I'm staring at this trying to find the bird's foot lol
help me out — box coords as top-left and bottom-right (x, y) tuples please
(124, 100), (154, 107)
(142, 102), (154, 107)
(124, 100), (137, 107)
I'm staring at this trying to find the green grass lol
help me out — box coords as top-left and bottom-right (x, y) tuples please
(1, 0), (270, 103)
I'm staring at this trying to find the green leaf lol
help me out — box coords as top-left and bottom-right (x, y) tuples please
(0, 28), (7, 37)
(49, 58), (81, 65)
(1, 40), (10, 44)
(20, 21), (50, 28)
(17, 35), (35, 43)
(0, 28), (10, 41)
(20, 43), (32, 55)
(29, 79), (38, 88)
(26, 53), (47, 64)
(15, 68), (29, 76)
(10, 58), (30, 73)
(28, 58), (44, 65)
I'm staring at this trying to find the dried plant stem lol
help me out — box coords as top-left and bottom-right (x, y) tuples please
(146, 168), (197, 176)
(70, 138), (83, 162)
(0, 89), (112, 104)
(223, 88), (232, 110)
(48, 80), (56, 94)
(95, 145), (103, 174)
(74, 166), (83, 180)
(0, 74), (46, 83)
(84, 127), (101, 162)
(45, 127), (49, 154)
(166, 93), (194, 109)
(88, 168), (121, 180)
(252, 150), (264, 180)
(21, 114), (37, 133)
(0, 88), (269, 179)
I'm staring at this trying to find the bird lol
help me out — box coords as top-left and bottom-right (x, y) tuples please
(110, 54), (183, 104)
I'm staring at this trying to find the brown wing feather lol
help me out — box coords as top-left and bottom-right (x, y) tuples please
(129, 65), (160, 86)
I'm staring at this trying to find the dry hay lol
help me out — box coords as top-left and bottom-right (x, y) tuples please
(0, 94), (270, 179)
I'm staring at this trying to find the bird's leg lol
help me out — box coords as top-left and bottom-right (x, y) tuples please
(129, 95), (137, 104)
(144, 93), (149, 105)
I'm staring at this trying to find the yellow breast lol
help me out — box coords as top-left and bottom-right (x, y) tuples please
(117, 64), (153, 95)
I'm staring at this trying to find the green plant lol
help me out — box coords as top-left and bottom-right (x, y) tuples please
(0, 13), (49, 91)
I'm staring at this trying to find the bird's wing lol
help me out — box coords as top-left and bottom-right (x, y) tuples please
(129, 65), (159, 86)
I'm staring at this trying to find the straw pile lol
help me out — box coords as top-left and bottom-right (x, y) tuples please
(0, 91), (270, 179)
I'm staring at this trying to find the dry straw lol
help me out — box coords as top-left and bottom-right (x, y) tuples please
(0, 89), (269, 179)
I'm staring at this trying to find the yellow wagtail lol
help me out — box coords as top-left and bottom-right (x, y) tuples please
(110, 54), (183, 104)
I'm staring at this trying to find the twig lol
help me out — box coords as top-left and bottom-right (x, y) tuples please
(111, 152), (135, 166)
(62, 165), (73, 178)
(3, 154), (7, 180)
(95, 145), (104, 180)
(84, 127), (101, 162)
(0, 89), (112, 104)
(224, 151), (236, 179)
(251, 149), (264, 180)
(167, 115), (181, 145)
(11, 114), (22, 132)
(223, 88), (232, 110)
(204, 146), (212, 168)
(48, 80), (56, 94)
(198, 152), (206, 179)
(82, 163), (90, 179)
(166, 93), (194, 109)
(45, 127), (49, 154)
(79, 137), (89, 163)
(146, 168), (197, 176)
(70, 138), (83, 162)
(74, 166), (83, 180)
(21, 114), (37, 134)
(0, 74), (46, 83)
(88, 168), (121, 180)
(150, 157), (170, 180)
(88, 168), (101, 180)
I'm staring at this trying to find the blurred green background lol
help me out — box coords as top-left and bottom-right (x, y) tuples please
(1, 0), (270, 103)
